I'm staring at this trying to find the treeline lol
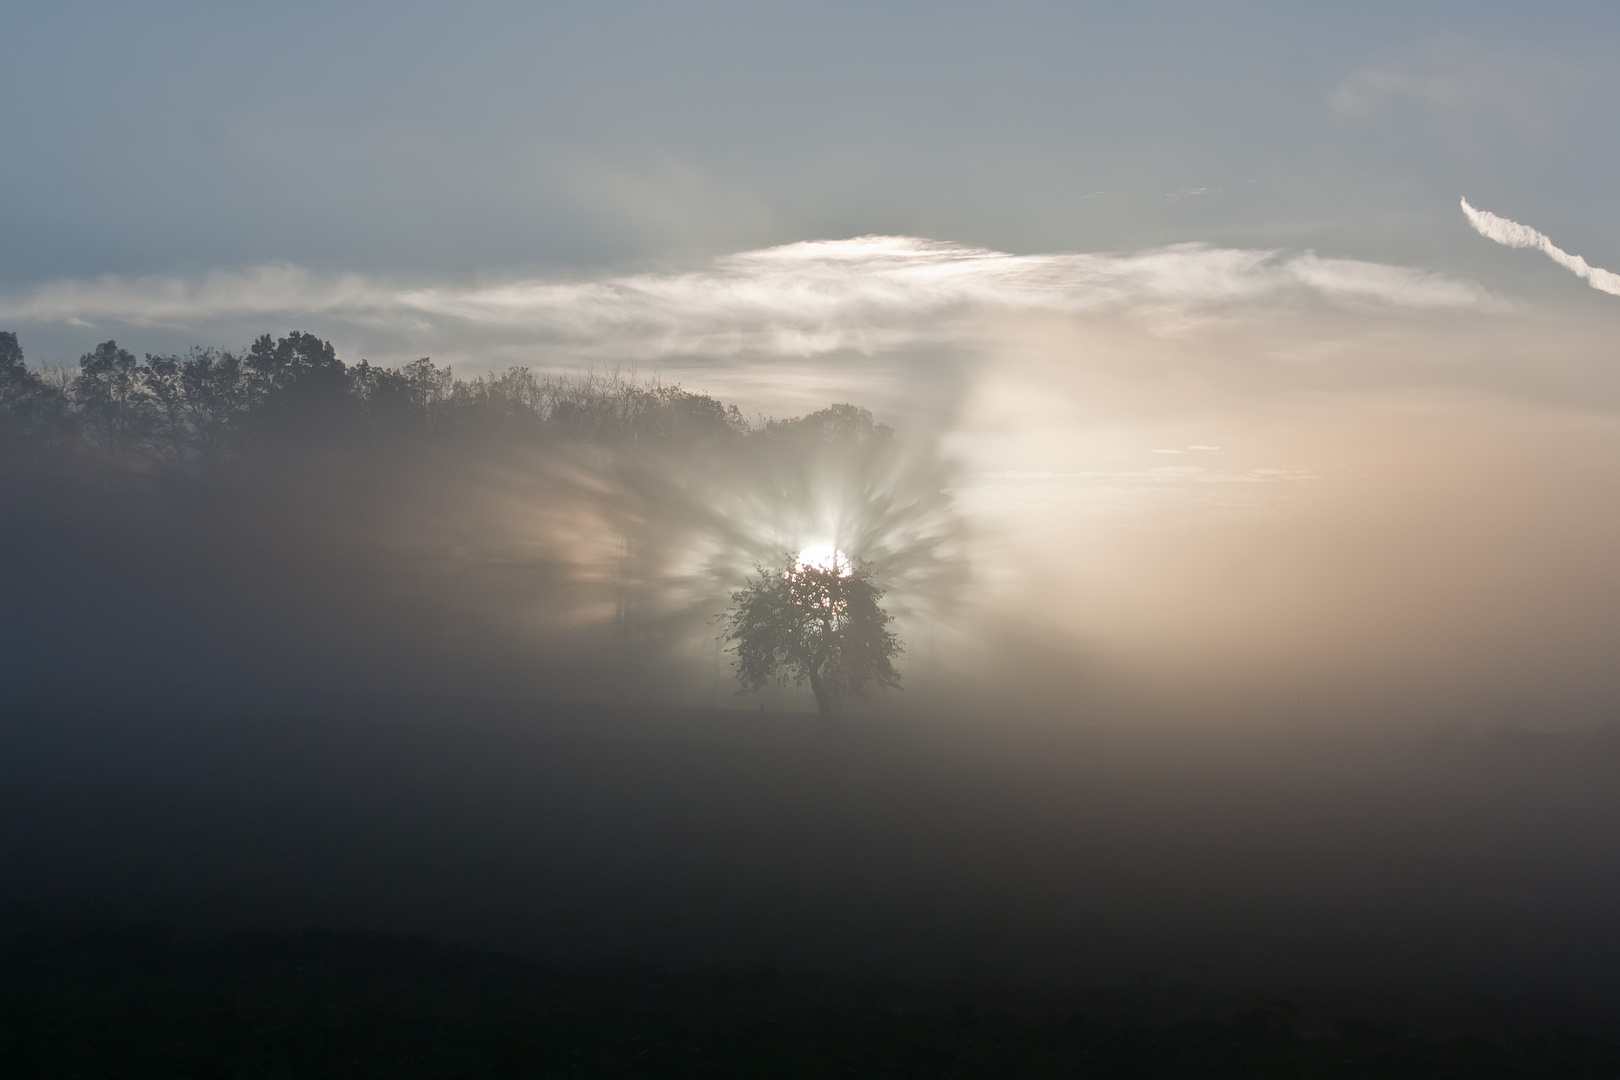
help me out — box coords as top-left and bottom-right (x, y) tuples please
(0, 329), (893, 472)
(0, 328), (943, 710)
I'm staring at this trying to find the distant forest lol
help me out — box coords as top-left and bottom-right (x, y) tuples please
(0, 331), (952, 712)
(0, 330), (892, 469)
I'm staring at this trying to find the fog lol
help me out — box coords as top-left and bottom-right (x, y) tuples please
(12, 10), (1620, 1065)
(8, 233), (1620, 1019)
(945, 301), (1620, 730)
(16, 244), (1620, 732)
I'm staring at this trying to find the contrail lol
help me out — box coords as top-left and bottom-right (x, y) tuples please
(1461, 197), (1620, 297)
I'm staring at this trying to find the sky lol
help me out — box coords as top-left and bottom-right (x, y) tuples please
(8, 0), (1620, 731)
(5, 2), (1619, 298)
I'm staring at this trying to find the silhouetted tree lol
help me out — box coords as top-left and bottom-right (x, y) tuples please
(401, 357), (454, 419)
(764, 402), (893, 446)
(0, 329), (776, 464)
(177, 347), (252, 468)
(547, 370), (745, 445)
(352, 357), (455, 436)
(244, 331), (358, 438)
(128, 347), (256, 468)
(73, 340), (148, 458)
(0, 332), (30, 394)
(141, 352), (189, 464)
(0, 332), (45, 441)
(724, 551), (901, 718)
(349, 360), (417, 435)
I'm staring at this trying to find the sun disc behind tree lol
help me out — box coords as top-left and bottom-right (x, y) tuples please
(794, 543), (852, 577)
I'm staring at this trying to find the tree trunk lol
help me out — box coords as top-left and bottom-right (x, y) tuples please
(805, 660), (832, 719)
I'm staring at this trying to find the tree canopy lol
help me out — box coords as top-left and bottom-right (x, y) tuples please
(724, 551), (901, 718)
(0, 331), (751, 469)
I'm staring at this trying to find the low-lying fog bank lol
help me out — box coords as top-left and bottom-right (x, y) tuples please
(10, 324), (1620, 1031)
(7, 698), (1620, 1028)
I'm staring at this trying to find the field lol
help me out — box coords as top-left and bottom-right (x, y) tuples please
(7, 701), (1620, 1073)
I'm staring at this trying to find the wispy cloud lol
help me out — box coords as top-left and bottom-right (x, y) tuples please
(1462, 198), (1620, 298)
(0, 237), (1487, 360)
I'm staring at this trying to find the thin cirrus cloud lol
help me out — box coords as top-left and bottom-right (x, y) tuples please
(0, 236), (1488, 361)
(1461, 197), (1620, 298)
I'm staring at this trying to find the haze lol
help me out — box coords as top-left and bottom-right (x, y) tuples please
(7, 0), (1620, 1025)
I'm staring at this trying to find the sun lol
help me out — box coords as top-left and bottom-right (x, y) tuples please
(794, 543), (852, 577)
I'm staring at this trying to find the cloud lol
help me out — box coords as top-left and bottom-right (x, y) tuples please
(0, 237), (1487, 361)
(0, 265), (402, 328)
(1462, 198), (1620, 298)
(1286, 252), (1486, 308)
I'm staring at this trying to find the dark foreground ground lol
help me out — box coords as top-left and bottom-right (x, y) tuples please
(8, 699), (1620, 1075)
(7, 925), (1620, 1079)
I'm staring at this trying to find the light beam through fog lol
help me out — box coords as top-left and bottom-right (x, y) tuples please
(10, 228), (1620, 728)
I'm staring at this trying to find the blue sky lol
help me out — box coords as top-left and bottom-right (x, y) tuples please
(5, 1), (1618, 290)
